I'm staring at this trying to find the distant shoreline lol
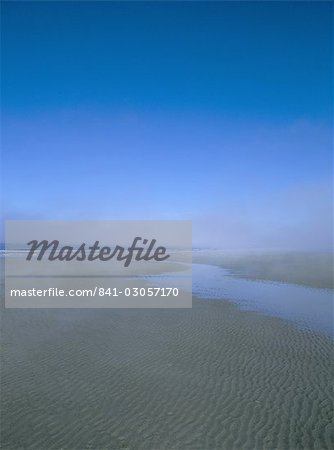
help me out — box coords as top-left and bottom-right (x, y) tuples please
(192, 250), (334, 289)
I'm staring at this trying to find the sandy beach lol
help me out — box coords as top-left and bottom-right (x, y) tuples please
(1, 295), (333, 449)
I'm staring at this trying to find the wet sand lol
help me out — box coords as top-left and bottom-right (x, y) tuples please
(1, 297), (333, 449)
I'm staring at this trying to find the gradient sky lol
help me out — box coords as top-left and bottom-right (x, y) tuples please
(1, 1), (333, 249)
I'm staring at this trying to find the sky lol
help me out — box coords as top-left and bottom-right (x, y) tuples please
(1, 1), (333, 250)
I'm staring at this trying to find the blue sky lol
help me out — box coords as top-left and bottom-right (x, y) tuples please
(1, 1), (333, 249)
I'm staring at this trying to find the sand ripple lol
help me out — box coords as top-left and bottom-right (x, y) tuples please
(1, 299), (333, 449)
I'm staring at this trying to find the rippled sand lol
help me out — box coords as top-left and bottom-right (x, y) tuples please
(1, 298), (333, 449)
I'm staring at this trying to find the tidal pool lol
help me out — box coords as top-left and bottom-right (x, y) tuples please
(152, 263), (333, 336)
